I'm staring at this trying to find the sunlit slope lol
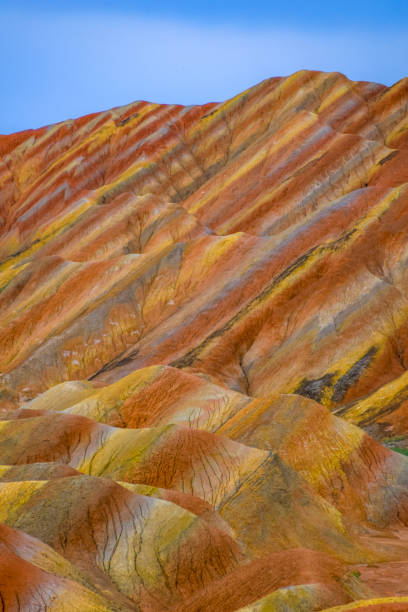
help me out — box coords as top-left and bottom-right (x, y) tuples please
(1, 70), (408, 610)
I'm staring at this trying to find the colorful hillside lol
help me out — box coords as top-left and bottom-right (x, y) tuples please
(1, 70), (408, 610)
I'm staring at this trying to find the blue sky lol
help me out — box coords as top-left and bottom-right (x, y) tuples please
(1, 1), (407, 134)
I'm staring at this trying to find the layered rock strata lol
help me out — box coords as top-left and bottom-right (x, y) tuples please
(1, 70), (408, 610)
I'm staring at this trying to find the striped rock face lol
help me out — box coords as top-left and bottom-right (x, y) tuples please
(1, 69), (408, 610)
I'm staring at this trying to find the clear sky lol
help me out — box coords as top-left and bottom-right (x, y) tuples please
(1, 0), (407, 134)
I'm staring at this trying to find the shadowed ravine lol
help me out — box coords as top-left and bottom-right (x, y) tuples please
(1, 70), (408, 610)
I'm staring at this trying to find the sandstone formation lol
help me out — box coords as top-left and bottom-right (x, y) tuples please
(1, 70), (408, 610)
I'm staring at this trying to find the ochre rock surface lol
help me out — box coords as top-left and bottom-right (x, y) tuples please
(1, 70), (408, 610)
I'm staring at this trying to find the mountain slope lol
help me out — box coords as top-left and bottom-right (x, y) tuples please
(1, 70), (408, 610)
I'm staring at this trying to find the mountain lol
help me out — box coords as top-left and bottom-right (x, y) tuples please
(1, 69), (408, 610)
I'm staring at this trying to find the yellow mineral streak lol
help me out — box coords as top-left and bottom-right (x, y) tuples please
(342, 370), (408, 424)
(0, 481), (45, 521)
(321, 596), (408, 610)
(188, 112), (317, 215)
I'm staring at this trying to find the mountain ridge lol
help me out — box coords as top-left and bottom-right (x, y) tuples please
(1, 69), (408, 610)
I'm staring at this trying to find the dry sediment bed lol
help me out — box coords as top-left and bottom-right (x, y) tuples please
(1, 70), (408, 610)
